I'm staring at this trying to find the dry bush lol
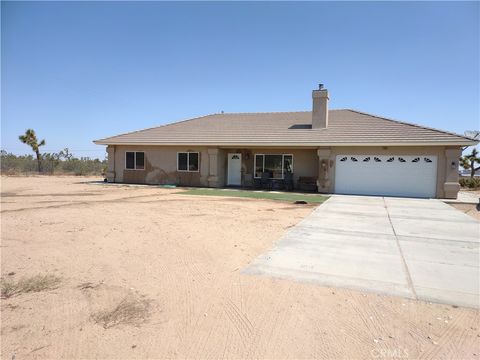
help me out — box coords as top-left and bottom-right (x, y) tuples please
(459, 177), (480, 189)
(91, 295), (151, 329)
(1, 281), (18, 298)
(1, 274), (61, 299)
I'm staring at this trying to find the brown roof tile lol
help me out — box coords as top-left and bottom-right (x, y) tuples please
(93, 109), (476, 146)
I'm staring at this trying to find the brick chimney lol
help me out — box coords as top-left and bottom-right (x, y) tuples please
(312, 84), (329, 129)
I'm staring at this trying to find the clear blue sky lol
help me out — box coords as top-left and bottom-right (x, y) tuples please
(2, 1), (479, 159)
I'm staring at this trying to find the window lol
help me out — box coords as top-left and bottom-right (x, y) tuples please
(284, 155), (293, 173)
(178, 153), (188, 171)
(125, 151), (145, 170)
(255, 154), (264, 177)
(177, 152), (199, 172)
(265, 155), (283, 178)
(254, 154), (293, 179)
(136, 152), (145, 168)
(126, 152), (135, 169)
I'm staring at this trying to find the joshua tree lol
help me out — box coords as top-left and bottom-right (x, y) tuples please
(18, 129), (45, 173)
(460, 148), (480, 178)
(58, 147), (73, 161)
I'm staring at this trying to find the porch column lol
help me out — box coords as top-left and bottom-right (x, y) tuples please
(444, 148), (461, 199)
(316, 148), (332, 193)
(207, 148), (220, 188)
(106, 145), (116, 182)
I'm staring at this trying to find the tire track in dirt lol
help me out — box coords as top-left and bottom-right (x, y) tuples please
(347, 292), (405, 354)
(179, 253), (206, 356)
(183, 285), (230, 359)
(228, 298), (254, 336)
(311, 290), (366, 358)
(1, 192), (102, 197)
(154, 246), (188, 350)
(179, 266), (195, 345)
(388, 304), (477, 359)
(193, 313), (216, 360)
(220, 327), (232, 360)
(202, 276), (258, 359)
(178, 240), (236, 358)
(442, 327), (470, 359)
(223, 299), (253, 348)
(168, 235), (218, 356)
(311, 291), (369, 345)
(230, 282), (262, 358)
(53, 288), (89, 359)
(233, 278), (262, 359)
(246, 283), (295, 359)
(316, 326), (342, 359)
(182, 288), (224, 357)
(419, 310), (473, 360)
(376, 301), (433, 341)
(315, 303), (369, 356)
(1, 193), (173, 213)
(183, 252), (209, 283)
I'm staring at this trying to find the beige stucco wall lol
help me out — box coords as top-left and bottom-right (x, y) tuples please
(106, 146), (318, 189)
(105, 144), (461, 198)
(109, 145), (210, 186)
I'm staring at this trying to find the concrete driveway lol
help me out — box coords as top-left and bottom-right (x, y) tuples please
(244, 195), (480, 308)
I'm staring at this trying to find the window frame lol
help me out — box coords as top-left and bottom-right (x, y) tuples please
(125, 151), (145, 170)
(177, 151), (200, 173)
(253, 153), (294, 179)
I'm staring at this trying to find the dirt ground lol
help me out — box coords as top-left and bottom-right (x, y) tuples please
(452, 189), (480, 221)
(449, 203), (480, 221)
(1, 176), (479, 359)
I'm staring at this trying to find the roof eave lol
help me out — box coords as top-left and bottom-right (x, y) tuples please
(93, 140), (478, 147)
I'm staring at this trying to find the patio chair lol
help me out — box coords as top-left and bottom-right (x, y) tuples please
(283, 172), (294, 191)
(260, 172), (271, 190)
(271, 179), (284, 191)
(253, 176), (262, 189)
(298, 176), (317, 192)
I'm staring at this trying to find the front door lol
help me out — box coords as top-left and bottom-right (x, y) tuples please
(227, 153), (242, 186)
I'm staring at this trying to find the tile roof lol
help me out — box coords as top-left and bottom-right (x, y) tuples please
(93, 109), (476, 147)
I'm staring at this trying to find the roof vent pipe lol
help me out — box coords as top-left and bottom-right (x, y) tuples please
(312, 85), (329, 129)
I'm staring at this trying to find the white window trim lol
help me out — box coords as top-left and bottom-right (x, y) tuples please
(177, 152), (200, 172)
(254, 154), (293, 179)
(125, 151), (145, 170)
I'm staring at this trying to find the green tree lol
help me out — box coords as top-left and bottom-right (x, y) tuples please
(18, 129), (46, 173)
(460, 148), (480, 178)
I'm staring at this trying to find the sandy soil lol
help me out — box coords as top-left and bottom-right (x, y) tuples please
(1, 176), (479, 359)
(449, 203), (480, 221)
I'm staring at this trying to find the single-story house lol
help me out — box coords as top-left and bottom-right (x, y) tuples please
(94, 86), (477, 199)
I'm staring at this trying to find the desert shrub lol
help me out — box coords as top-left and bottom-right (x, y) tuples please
(1, 274), (61, 298)
(0, 280), (18, 298)
(40, 153), (61, 174)
(91, 295), (151, 329)
(0, 150), (106, 176)
(0, 152), (38, 173)
(60, 158), (105, 175)
(459, 177), (480, 189)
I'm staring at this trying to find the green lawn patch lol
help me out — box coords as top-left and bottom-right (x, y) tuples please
(178, 188), (329, 203)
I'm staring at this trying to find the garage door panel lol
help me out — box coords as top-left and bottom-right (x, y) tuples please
(335, 155), (437, 198)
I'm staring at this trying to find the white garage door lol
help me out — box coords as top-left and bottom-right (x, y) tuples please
(335, 155), (438, 198)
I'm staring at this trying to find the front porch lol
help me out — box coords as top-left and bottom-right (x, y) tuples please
(206, 147), (332, 193)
